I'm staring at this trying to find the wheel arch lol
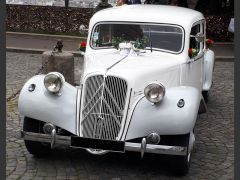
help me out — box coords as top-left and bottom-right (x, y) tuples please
(203, 49), (215, 91)
(125, 86), (202, 140)
(18, 75), (79, 135)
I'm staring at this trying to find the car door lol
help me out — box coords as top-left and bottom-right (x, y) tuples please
(183, 21), (205, 91)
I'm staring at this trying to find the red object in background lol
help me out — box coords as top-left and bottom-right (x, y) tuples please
(207, 39), (214, 44)
(206, 39), (214, 49)
(81, 41), (86, 47)
(79, 41), (87, 52)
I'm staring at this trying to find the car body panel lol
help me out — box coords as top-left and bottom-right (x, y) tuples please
(19, 6), (214, 160)
(203, 49), (215, 90)
(125, 86), (201, 140)
(90, 5), (204, 34)
(18, 75), (78, 135)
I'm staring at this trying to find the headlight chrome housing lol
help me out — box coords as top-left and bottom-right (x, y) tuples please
(44, 72), (65, 94)
(144, 83), (165, 103)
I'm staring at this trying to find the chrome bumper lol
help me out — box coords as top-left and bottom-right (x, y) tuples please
(21, 131), (187, 156)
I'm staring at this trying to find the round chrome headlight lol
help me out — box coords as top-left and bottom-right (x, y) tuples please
(144, 83), (165, 103)
(44, 72), (65, 93)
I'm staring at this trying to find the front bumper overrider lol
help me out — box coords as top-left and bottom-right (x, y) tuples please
(21, 131), (187, 156)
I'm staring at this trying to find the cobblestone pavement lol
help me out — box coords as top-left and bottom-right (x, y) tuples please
(6, 52), (234, 180)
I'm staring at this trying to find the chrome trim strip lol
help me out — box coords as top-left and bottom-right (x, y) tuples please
(76, 85), (83, 136)
(120, 88), (132, 140)
(51, 129), (56, 149)
(21, 131), (71, 146)
(22, 131), (187, 156)
(125, 142), (187, 156)
(141, 138), (147, 158)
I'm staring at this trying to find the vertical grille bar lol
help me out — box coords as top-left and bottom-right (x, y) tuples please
(81, 75), (128, 140)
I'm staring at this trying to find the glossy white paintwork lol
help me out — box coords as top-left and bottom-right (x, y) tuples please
(83, 51), (184, 89)
(203, 49), (215, 91)
(19, 6), (214, 148)
(81, 6), (210, 140)
(90, 5), (203, 33)
(18, 75), (78, 135)
(125, 86), (201, 140)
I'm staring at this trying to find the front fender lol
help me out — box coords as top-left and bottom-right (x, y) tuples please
(203, 49), (215, 91)
(18, 75), (78, 135)
(125, 86), (201, 140)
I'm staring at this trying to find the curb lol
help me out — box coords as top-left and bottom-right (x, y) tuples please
(6, 31), (87, 41)
(6, 47), (82, 57)
(215, 56), (234, 62)
(213, 42), (234, 45)
(6, 47), (234, 61)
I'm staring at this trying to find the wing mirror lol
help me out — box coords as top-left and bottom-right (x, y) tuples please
(190, 32), (204, 43)
(195, 32), (204, 42)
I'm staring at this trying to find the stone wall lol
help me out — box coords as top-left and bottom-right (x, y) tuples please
(6, 5), (233, 41)
(6, 5), (94, 35)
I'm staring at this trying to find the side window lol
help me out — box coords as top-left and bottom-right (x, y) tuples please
(189, 24), (203, 58)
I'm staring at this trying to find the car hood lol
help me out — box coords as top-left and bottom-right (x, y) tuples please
(83, 51), (184, 89)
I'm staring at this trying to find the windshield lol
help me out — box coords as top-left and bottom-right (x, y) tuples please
(91, 23), (184, 53)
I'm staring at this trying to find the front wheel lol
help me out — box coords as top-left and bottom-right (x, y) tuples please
(173, 152), (191, 176)
(172, 133), (192, 176)
(23, 117), (51, 157)
(202, 91), (209, 103)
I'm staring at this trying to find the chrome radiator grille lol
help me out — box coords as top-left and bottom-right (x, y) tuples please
(81, 75), (128, 140)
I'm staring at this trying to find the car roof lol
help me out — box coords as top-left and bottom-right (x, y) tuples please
(90, 5), (204, 29)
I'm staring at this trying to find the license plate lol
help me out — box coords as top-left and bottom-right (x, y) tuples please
(71, 136), (125, 152)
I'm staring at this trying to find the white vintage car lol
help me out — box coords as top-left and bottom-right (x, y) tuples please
(19, 5), (215, 175)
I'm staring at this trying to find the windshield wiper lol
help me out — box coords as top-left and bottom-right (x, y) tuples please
(149, 27), (153, 52)
(150, 40), (153, 53)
